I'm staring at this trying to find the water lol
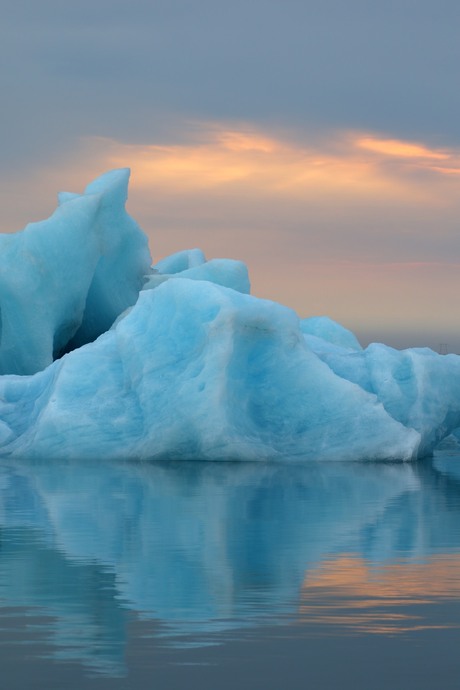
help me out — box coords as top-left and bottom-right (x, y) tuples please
(1, 450), (460, 689)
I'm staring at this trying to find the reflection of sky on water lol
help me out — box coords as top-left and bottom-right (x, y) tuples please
(0, 453), (460, 675)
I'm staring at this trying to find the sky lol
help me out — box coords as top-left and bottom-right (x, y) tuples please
(1, 0), (460, 350)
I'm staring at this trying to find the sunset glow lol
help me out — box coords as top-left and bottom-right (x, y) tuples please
(356, 136), (449, 160)
(2, 122), (460, 348)
(99, 125), (460, 204)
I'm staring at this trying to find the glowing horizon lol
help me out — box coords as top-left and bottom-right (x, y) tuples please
(1, 121), (459, 350)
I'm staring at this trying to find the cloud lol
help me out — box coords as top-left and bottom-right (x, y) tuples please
(356, 136), (449, 160)
(2, 0), (460, 174)
(355, 134), (460, 177)
(101, 124), (460, 204)
(1, 121), (460, 349)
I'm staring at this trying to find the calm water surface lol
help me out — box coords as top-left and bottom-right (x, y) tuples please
(1, 450), (460, 689)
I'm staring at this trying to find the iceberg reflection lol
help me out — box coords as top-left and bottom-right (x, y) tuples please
(0, 455), (460, 674)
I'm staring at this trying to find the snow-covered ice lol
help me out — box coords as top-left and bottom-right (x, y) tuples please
(0, 169), (459, 461)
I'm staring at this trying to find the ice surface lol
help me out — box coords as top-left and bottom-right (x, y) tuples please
(301, 315), (363, 351)
(0, 168), (459, 461)
(0, 169), (151, 374)
(144, 256), (250, 294)
(154, 247), (206, 273)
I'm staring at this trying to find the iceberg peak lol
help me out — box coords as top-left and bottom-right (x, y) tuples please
(0, 168), (151, 374)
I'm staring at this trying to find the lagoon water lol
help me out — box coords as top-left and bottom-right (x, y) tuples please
(1, 450), (460, 689)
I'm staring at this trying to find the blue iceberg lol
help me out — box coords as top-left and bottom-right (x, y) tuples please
(0, 169), (459, 462)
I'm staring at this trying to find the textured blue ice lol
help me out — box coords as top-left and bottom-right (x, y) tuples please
(0, 169), (459, 461)
(0, 169), (150, 375)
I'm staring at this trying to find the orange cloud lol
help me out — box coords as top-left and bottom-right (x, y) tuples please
(430, 165), (460, 175)
(354, 133), (460, 177)
(356, 135), (449, 160)
(18, 123), (457, 214)
(6, 121), (459, 218)
(101, 125), (455, 205)
(216, 130), (277, 153)
(87, 124), (460, 210)
(1, 121), (460, 346)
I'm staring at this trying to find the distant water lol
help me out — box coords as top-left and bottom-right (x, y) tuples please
(1, 450), (460, 689)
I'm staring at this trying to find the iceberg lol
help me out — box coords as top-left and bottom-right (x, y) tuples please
(0, 169), (151, 375)
(0, 168), (459, 462)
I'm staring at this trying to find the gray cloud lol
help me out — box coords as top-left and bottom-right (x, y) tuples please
(1, 0), (460, 171)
